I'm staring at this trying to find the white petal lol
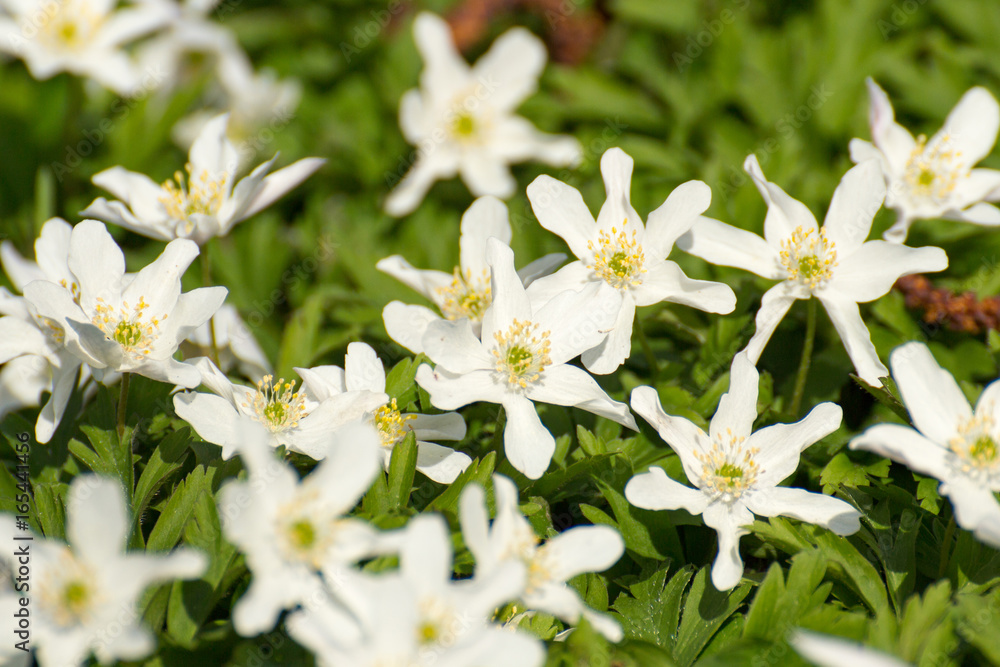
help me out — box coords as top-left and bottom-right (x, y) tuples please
(630, 385), (709, 481)
(460, 196), (512, 277)
(34, 217), (75, 285)
(527, 175), (595, 259)
(644, 180), (712, 258)
(702, 501), (753, 591)
(309, 422), (382, 512)
(36, 359), (79, 444)
(401, 514), (452, 588)
(482, 238), (532, 343)
(822, 160), (885, 255)
(534, 280), (622, 365)
(709, 351), (759, 442)
(69, 220), (126, 312)
(848, 138), (885, 166)
(295, 364), (346, 402)
(415, 442), (472, 483)
(384, 151), (459, 217)
(422, 318), (493, 373)
(0, 241), (45, 291)
(625, 465), (708, 515)
(122, 238), (200, 319)
(413, 12), (471, 104)
(416, 365), (504, 410)
(746, 487), (861, 536)
(545, 525), (623, 581)
(816, 295), (888, 387)
(944, 202), (1000, 226)
(517, 252), (567, 287)
(749, 402), (842, 487)
(827, 241), (947, 303)
(490, 117), (582, 166)
(0, 316), (52, 362)
(344, 342), (386, 394)
(460, 482), (490, 563)
(581, 293), (635, 375)
(459, 150), (516, 198)
(502, 394), (554, 479)
(67, 475), (128, 563)
(411, 412), (467, 441)
(470, 26), (545, 112)
(382, 301), (440, 354)
(239, 157), (325, 221)
(938, 86), (1000, 167)
(399, 88), (425, 143)
(865, 78), (917, 175)
(524, 261), (591, 311)
(595, 148), (643, 237)
(632, 258), (736, 313)
(676, 216), (785, 280)
(743, 282), (801, 364)
(951, 169), (1000, 207)
(889, 342), (971, 445)
(173, 392), (249, 459)
(849, 423), (950, 479)
(189, 113), (238, 177)
(743, 154), (819, 244)
(791, 629), (912, 667)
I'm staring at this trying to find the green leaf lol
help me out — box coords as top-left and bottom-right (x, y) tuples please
(30, 482), (67, 540)
(386, 431), (417, 510)
(820, 452), (889, 493)
(362, 470), (390, 516)
(595, 478), (683, 564)
(673, 567), (752, 666)
(612, 566), (694, 649)
(276, 293), (326, 378)
(426, 452), (496, 514)
(131, 427), (191, 547)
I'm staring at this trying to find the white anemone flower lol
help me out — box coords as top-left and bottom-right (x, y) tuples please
(526, 148), (737, 374)
(296, 342), (471, 484)
(460, 474), (625, 641)
(625, 352), (860, 591)
(0, 0), (174, 94)
(379, 196), (563, 353)
(416, 238), (636, 480)
(0, 475), (206, 667)
(287, 514), (543, 667)
(677, 156), (948, 386)
(850, 78), (1000, 243)
(22, 220), (226, 387)
(173, 357), (387, 460)
(790, 629), (913, 667)
(0, 218), (85, 442)
(384, 12), (582, 217)
(217, 421), (386, 637)
(850, 342), (1000, 547)
(180, 303), (271, 381)
(81, 113), (324, 244)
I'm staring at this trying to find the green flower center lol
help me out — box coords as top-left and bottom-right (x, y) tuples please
(114, 321), (144, 348)
(246, 375), (307, 432)
(62, 581), (90, 614)
(970, 435), (998, 464)
(779, 226), (837, 290)
(436, 267), (491, 322)
(288, 519), (316, 550)
(492, 319), (552, 389)
(588, 225), (646, 289)
(696, 431), (762, 502)
(451, 112), (477, 138)
(715, 463), (745, 487)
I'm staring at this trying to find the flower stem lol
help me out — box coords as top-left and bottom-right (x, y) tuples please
(117, 372), (130, 441)
(789, 298), (817, 418)
(201, 249), (221, 367)
(634, 316), (660, 384)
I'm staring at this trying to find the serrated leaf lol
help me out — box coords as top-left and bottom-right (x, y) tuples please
(673, 567), (752, 666)
(612, 566), (694, 649)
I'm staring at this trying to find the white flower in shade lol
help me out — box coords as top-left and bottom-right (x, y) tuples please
(677, 155), (948, 386)
(22, 220), (226, 387)
(850, 78), (1000, 243)
(217, 421), (386, 637)
(81, 113), (324, 244)
(286, 515), (543, 667)
(849, 342), (1000, 547)
(0, 218), (84, 442)
(384, 12), (582, 217)
(180, 303), (271, 381)
(625, 352), (860, 591)
(0, 592), (30, 667)
(0, 0), (173, 94)
(135, 0), (241, 95)
(173, 357), (386, 460)
(379, 196), (563, 353)
(295, 342), (471, 484)
(416, 238), (636, 479)
(790, 629), (912, 667)
(460, 474), (625, 641)
(0, 475), (206, 667)
(526, 148), (737, 374)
